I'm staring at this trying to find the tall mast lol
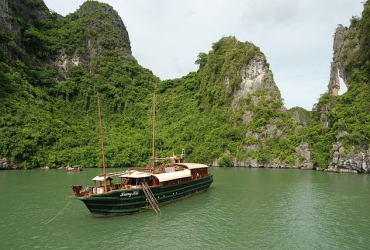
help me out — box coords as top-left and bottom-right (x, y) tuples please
(151, 91), (156, 169)
(97, 92), (107, 192)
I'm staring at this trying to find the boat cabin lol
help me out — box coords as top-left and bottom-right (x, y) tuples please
(91, 176), (113, 194)
(118, 162), (210, 188)
(119, 171), (153, 188)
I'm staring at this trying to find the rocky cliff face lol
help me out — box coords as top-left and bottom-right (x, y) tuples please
(327, 24), (359, 96)
(0, 0), (134, 77)
(0, 0), (49, 60)
(202, 38), (312, 169)
(231, 56), (271, 106)
(328, 25), (347, 96)
(329, 134), (370, 173)
(55, 1), (134, 76)
(326, 18), (369, 173)
(229, 56), (312, 169)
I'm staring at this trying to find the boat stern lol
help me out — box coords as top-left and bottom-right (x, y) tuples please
(71, 185), (83, 196)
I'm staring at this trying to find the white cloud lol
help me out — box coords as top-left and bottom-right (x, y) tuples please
(43, 0), (363, 110)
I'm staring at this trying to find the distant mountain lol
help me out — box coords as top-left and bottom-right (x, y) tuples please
(0, 0), (369, 173)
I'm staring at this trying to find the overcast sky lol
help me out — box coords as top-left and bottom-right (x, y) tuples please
(43, 0), (364, 110)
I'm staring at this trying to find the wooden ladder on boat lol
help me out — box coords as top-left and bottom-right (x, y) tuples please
(142, 182), (161, 214)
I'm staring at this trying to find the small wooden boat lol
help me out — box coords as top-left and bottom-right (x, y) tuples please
(66, 165), (83, 172)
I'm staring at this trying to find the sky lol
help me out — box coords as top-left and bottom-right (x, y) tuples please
(43, 0), (364, 110)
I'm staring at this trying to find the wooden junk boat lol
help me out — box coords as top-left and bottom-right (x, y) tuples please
(69, 93), (213, 216)
(70, 154), (213, 216)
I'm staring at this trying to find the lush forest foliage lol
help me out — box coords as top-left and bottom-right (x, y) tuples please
(1, 1), (158, 168)
(0, 0), (369, 170)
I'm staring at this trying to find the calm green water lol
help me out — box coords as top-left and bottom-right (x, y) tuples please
(1, 167), (370, 249)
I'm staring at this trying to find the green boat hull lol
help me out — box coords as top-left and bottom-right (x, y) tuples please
(75, 175), (213, 216)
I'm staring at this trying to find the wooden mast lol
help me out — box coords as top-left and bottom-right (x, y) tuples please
(97, 92), (107, 192)
(151, 91), (156, 169)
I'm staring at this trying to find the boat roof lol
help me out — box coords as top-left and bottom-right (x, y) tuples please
(153, 169), (191, 182)
(118, 171), (151, 179)
(92, 176), (113, 181)
(115, 162), (208, 182)
(178, 163), (209, 169)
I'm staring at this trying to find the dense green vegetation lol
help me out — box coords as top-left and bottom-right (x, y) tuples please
(0, 0), (369, 170)
(0, 1), (157, 168)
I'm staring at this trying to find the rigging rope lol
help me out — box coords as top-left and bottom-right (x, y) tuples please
(44, 200), (72, 226)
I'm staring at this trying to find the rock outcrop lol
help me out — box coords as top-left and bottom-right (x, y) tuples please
(328, 25), (346, 96)
(326, 18), (369, 173)
(328, 133), (370, 174)
(55, 1), (134, 75)
(0, 158), (21, 170)
(231, 56), (273, 106)
(233, 57), (312, 169)
(0, 0), (49, 60)
(203, 38), (312, 169)
(328, 24), (360, 96)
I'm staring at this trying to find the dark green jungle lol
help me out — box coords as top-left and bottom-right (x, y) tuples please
(1, 0), (369, 170)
